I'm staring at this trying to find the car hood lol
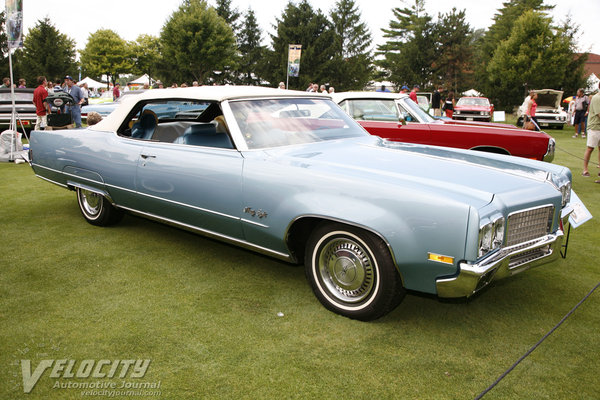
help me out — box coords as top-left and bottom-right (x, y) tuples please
(455, 104), (490, 111)
(535, 89), (563, 109)
(260, 136), (563, 210)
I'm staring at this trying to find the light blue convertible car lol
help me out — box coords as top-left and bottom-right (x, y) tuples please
(30, 86), (574, 320)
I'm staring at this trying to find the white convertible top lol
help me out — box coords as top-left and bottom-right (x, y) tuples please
(330, 91), (410, 102)
(91, 85), (329, 132)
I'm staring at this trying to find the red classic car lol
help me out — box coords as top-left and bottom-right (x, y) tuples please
(332, 92), (555, 162)
(453, 96), (494, 122)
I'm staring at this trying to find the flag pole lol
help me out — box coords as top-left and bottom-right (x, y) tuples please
(8, 48), (16, 161)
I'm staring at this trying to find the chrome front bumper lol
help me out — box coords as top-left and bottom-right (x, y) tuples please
(436, 229), (564, 298)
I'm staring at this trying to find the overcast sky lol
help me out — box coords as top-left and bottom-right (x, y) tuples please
(20, 0), (599, 55)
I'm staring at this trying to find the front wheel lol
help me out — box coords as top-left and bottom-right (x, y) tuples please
(76, 188), (123, 226)
(305, 222), (405, 321)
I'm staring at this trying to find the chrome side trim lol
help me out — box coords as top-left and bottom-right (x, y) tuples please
(33, 163), (241, 221)
(134, 190), (239, 221)
(104, 182), (137, 194)
(67, 181), (115, 204)
(117, 205), (291, 261)
(241, 218), (270, 228)
(33, 163), (105, 186)
(34, 174), (68, 188)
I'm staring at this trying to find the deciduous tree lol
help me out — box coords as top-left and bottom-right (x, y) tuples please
(130, 34), (161, 82)
(160, 0), (236, 85)
(79, 29), (133, 86)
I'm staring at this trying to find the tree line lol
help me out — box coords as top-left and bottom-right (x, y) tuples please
(0, 0), (589, 111)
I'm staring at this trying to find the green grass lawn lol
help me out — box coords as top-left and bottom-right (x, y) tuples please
(1, 128), (599, 399)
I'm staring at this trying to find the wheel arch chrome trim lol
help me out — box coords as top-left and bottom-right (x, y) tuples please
(284, 214), (402, 279)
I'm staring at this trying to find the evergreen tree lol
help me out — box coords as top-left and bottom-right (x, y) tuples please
(265, 0), (335, 90)
(79, 29), (134, 86)
(376, 0), (435, 89)
(329, 0), (373, 91)
(486, 10), (582, 110)
(555, 16), (588, 97)
(475, 0), (553, 96)
(159, 0), (236, 85)
(237, 8), (265, 85)
(18, 18), (78, 85)
(480, 0), (553, 61)
(431, 8), (473, 93)
(214, 0), (241, 34)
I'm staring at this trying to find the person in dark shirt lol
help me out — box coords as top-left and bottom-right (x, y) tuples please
(432, 86), (444, 117)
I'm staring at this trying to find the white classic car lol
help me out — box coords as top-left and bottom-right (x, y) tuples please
(517, 89), (568, 129)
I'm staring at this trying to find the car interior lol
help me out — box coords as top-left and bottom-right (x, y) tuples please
(118, 99), (234, 149)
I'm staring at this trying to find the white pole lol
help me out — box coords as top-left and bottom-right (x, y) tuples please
(8, 48), (16, 161)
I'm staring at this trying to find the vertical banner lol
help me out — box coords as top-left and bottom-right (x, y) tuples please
(287, 44), (302, 78)
(6, 0), (24, 49)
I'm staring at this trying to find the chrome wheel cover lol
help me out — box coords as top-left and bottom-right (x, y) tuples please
(79, 189), (102, 217)
(318, 236), (375, 303)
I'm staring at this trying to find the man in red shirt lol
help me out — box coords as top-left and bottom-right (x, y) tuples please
(409, 85), (419, 103)
(32, 76), (50, 130)
(112, 82), (121, 101)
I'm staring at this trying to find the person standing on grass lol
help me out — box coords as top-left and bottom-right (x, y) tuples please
(64, 76), (84, 128)
(573, 89), (589, 138)
(582, 83), (600, 181)
(443, 91), (455, 118)
(33, 76), (50, 130)
(432, 86), (444, 117)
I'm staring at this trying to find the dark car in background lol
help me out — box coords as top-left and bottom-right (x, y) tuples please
(0, 88), (36, 132)
(453, 96), (494, 122)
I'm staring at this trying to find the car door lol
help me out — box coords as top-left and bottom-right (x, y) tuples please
(134, 141), (244, 240)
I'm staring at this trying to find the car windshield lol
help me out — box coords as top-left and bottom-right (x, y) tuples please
(396, 97), (435, 123)
(457, 97), (490, 107)
(228, 98), (367, 149)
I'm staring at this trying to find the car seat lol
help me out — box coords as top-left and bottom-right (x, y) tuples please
(173, 123), (233, 149)
(131, 110), (158, 139)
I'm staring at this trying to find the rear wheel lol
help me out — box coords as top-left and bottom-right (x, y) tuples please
(76, 188), (123, 226)
(305, 222), (405, 321)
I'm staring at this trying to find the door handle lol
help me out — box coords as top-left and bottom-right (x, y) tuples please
(141, 154), (156, 159)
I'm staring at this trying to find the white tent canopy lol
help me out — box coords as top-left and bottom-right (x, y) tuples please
(79, 76), (105, 89)
(462, 88), (483, 97)
(128, 74), (153, 86)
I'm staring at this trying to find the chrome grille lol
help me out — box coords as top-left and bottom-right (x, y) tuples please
(506, 206), (554, 247)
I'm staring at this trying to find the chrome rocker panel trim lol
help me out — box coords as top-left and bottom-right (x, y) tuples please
(436, 229), (564, 298)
